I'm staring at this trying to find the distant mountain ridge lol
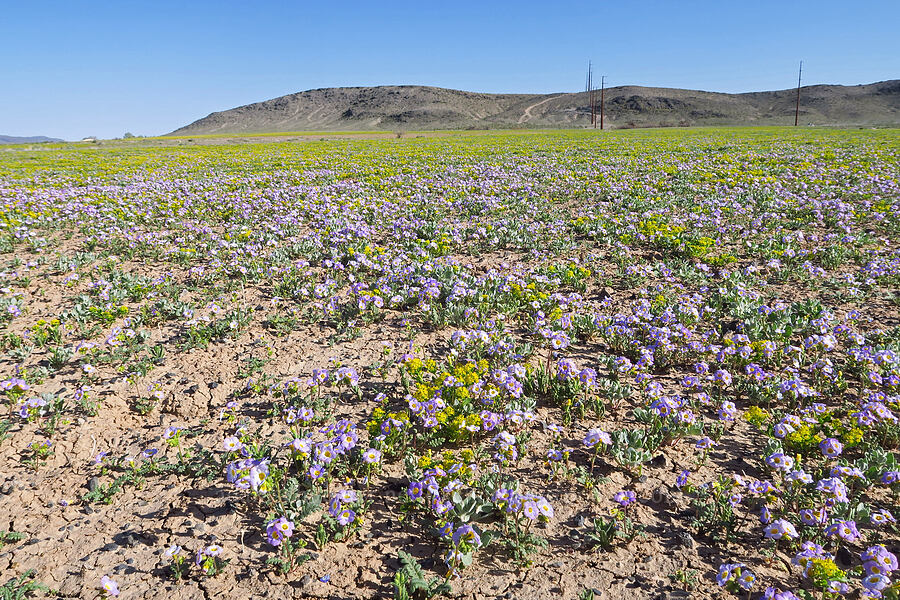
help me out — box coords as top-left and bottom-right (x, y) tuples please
(0, 135), (63, 144)
(170, 80), (900, 135)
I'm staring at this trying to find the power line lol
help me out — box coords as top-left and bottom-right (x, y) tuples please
(586, 61), (595, 127)
(586, 62), (603, 128)
(600, 75), (605, 130)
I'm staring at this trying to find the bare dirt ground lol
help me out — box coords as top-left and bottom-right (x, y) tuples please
(0, 243), (723, 600)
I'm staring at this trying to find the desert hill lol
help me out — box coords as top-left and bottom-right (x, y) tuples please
(170, 80), (900, 134)
(0, 135), (64, 144)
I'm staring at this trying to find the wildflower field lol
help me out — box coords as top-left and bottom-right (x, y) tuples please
(1, 127), (899, 600)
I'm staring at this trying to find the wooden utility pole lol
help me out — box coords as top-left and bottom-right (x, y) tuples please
(600, 75), (605, 130)
(587, 61), (595, 127)
(794, 60), (802, 126)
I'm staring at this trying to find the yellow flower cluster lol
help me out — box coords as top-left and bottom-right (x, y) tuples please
(704, 253), (738, 267)
(509, 281), (550, 304)
(401, 359), (497, 441)
(785, 424), (824, 453)
(805, 558), (845, 588)
(546, 263), (592, 282)
(30, 319), (62, 345)
(88, 305), (129, 324)
(417, 449), (477, 482)
(626, 216), (717, 258)
(32, 318), (61, 329)
(436, 410), (482, 440)
(404, 357), (438, 376)
(637, 216), (685, 238)
(421, 234), (453, 257)
(569, 216), (593, 232)
(744, 406), (770, 427)
(841, 427), (864, 447)
(749, 340), (779, 359)
(365, 406), (410, 438)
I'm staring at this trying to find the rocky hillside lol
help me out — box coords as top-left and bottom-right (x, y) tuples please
(0, 135), (63, 144)
(170, 80), (900, 134)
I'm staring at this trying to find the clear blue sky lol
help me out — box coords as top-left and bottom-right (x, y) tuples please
(3, 0), (898, 140)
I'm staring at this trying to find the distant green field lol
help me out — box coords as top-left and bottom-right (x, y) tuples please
(4, 126), (898, 180)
